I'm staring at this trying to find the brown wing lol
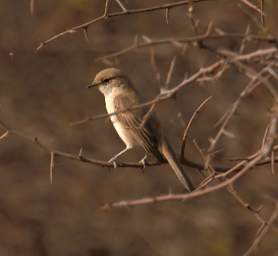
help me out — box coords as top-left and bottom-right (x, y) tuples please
(113, 93), (164, 160)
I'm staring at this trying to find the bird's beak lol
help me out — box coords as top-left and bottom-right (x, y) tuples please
(87, 81), (101, 89)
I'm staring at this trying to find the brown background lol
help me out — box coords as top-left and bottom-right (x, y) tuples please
(0, 0), (278, 255)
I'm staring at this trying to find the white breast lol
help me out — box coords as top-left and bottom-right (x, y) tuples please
(105, 91), (135, 149)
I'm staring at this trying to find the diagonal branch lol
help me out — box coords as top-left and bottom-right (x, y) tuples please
(239, 0), (266, 17)
(71, 60), (225, 126)
(244, 200), (278, 256)
(180, 96), (212, 162)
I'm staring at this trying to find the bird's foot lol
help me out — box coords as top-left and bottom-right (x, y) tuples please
(108, 158), (118, 168)
(139, 155), (148, 170)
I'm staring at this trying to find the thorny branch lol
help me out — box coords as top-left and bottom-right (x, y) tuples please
(71, 60), (225, 126)
(2, 1), (278, 254)
(244, 200), (278, 256)
(100, 98), (278, 210)
(72, 45), (277, 128)
(1, 105), (278, 182)
(95, 33), (278, 62)
(180, 96), (212, 162)
(239, 0), (266, 17)
(36, 0), (212, 51)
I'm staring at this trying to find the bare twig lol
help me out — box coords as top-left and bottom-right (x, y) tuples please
(165, 8), (170, 24)
(30, 0), (35, 16)
(165, 56), (177, 89)
(239, 0), (266, 17)
(227, 184), (264, 220)
(244, 200), (278, 256)
(36, 0), (212, 51)
(114, 0), (128, 12)
(271, 150), (275, 175)
(50, 152), (55, 184)
(180, 96), (212, 162)
(71, 60), (224, 126)
(96, 33), (278, 62)
(193, 139), (216, 176)
(139, 101), (158, 129)
(0, 130), (9, 141)
(204, 58), (277, 169)
(100, 98), (278, 209)
(104, 0), (111, 17)
(260, 0), (265, 26)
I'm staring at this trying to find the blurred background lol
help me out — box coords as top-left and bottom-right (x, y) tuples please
(0, 0), (277, 255)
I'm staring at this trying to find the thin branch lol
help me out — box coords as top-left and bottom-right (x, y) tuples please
(239, 25), (250, 54)
(239, 0), (266, 17)
(204, 59), (277, 169)
(71, 60), (224, 126)
(165, 8), (170, 24)
(104, 0), (111, 17)
(95, 33), (278, 62)
(0, 130), (9, 141)
(165, 56), (177, 89)
(260, 0), (265, 26)
(139, 101), (158, 129)
(30, 0), (35, 16)
(193, 139), (216, 176)
(244, 201), (278, 256)
(227, 184), (263, 219)
(83, 27), (89, 42)
(271, 150), (275, 175)
(36, 0), (212, 51)
(100, 150), (270, 210)
(114, 0), (128, 12)
(100, 99), (278, 210)
(50, 152), (55, 184)
(180, 96), (212, 162)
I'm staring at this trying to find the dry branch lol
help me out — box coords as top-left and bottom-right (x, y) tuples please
(36, 0), (212, 51)
(180, 96), (212, 162)
(244, 200), (278, 256)
(95, 33), (278, 62)
(101, 98), (278, 210)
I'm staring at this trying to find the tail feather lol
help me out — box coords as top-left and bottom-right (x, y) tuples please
(159, 140), (194, 192)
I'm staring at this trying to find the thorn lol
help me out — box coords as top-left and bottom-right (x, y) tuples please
(139, 155), (147, 170)
(30, 0), (35, 16)
(141, 35), (152, 43)
(165, 8), (170, 24)
(9, 52), (14, 61)
(83, 27), (89, 42)
(111, 161), (117, 168)
(168, 186), (173, 195)
(78, 147), (83, 157)
(133, 34), (139, 47)
(104, 0), (111, 18)
(0, 130), (9, 141)
(36, 42), (44, 53)
(50, 152), (55, 185)
(114, 0), (128, 13)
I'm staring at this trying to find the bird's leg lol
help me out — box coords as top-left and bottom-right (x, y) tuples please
(138, 154), (148, 169)
(108, 147), (130, 166)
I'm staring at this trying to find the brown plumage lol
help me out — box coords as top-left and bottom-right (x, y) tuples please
(89, 67), (194, 191)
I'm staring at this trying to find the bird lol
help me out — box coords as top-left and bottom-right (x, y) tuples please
(88, 67), (194, 192)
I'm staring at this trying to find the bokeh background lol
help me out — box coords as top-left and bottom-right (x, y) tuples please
(0, 0), (278, 255)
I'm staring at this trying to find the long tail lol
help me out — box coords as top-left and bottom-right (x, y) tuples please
(159, 139), (194, 192)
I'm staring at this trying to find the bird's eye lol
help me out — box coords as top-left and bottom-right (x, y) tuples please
(103, 78), (110, 83)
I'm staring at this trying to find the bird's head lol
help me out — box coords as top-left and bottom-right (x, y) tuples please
(88, 67), (130, 95)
